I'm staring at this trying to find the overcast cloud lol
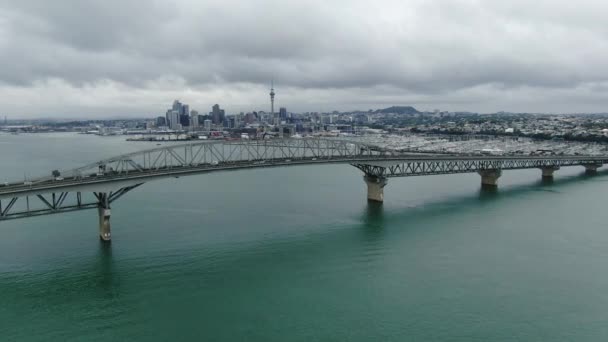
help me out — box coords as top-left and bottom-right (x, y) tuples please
(1, 0), (608, 118)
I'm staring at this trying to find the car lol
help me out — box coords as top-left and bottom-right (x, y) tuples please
(55, 177), (64, 181)
(211, 161), (219, 166)
(24, 181), (33, 186)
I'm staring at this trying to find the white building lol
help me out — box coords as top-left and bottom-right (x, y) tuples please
(167, 110), (180, 130)
(190, 110), (199, 129)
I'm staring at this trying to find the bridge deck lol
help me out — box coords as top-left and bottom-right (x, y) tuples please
(1, 138), (606, 223)
(1, 154), (606, 199)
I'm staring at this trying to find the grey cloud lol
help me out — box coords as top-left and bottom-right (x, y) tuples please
(0, 0), (608, 117)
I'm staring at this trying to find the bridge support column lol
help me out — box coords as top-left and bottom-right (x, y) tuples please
(478, 169), (502, 188)
(540, 166), (560, 179)
(364, 175), (387, 203)
(583, 163), (602, 174)
(97, 193), (111, 242)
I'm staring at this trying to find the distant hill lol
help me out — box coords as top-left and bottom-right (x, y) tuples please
(375, 106), (420, 115)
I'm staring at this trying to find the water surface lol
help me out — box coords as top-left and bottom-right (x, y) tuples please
(1, 133), (608, 341)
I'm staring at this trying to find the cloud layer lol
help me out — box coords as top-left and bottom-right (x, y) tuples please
(1, 0), (608, 117)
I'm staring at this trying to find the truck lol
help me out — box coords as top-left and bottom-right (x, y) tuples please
(52, 170), (63, 181)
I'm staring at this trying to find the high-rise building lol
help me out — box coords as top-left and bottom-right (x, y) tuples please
(279, 107), (287, 121)
(168, 110), (180, 130)
(180, 113), (190, 127)
(156, 116), (166, 127)
(245, 112), (255, 124)
(211, 104), (225, 125)
(172, 100), (182, 112)
(190, 110), (199, 128)
(203, 119), (212, 131)
(165, 109), (172, 128)
(226, 116), (234, 129)
(166, 100), (195, 129)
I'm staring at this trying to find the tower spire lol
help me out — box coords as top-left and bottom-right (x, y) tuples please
(270, 80), (275, 118)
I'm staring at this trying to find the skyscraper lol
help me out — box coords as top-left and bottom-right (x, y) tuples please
(172, 100), (182, 113)
(180, 113), (190, 127)
(190, 110), (199, 128)
(168, 110), (180, 130)
(165, 109), (172, 128)
(279, 107), (287, 121)
(211, 104), (225, 125)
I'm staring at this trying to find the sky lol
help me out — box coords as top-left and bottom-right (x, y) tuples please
(1, 0), (608, 118)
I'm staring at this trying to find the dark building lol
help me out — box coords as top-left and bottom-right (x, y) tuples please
(227, 116), (237, 128)
(211, 104), (225, 125)
(156, 116), (166, 127)
(245, 112), (256, 124)
(180, 114), (190, 127)
(197, 114), (209, 125)
(279, 107), (287, 120)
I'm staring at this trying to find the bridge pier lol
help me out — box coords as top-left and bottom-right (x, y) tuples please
(97, 193), (111, 242)
(540, 166), (560, 179)
(478, 169), (502, 188)
(364, 175), (387, 203)
(583, 163), (602, 174)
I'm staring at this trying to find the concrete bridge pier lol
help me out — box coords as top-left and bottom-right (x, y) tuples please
(478, 169), (502, 188)
(540, 166), (560, 179)
(583, 163), (602, 174)
(364, 175), (387, 203)
(97, 193), (111, 242)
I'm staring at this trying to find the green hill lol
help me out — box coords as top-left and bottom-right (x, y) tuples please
(376, 106), (420, 114)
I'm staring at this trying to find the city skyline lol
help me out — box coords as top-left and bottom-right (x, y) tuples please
(2, 0), (608, 118)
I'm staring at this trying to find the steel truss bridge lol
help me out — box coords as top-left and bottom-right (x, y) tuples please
(0, 138), (606, 240)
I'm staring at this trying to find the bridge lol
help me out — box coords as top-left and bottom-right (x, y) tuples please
(0, 138), (606, 241)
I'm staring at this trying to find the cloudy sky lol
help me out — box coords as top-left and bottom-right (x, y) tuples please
(1, 0), (607, 118)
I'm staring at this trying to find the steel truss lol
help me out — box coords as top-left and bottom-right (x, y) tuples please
(1, 138), (607, 222)
(0, 184), (142, 220)
(352, 158), (606, 178)
(57, 138), (379, 179)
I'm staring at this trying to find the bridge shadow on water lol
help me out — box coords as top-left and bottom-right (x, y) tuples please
(476, 169), (604, 202)
(91, 240), (123, 301)
(361, 169), (608, 231)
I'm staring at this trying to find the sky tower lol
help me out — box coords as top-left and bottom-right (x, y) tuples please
(270, 80), (275, 117)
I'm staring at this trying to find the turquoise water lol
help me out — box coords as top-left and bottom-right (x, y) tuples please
(2, 133), (608, 341)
